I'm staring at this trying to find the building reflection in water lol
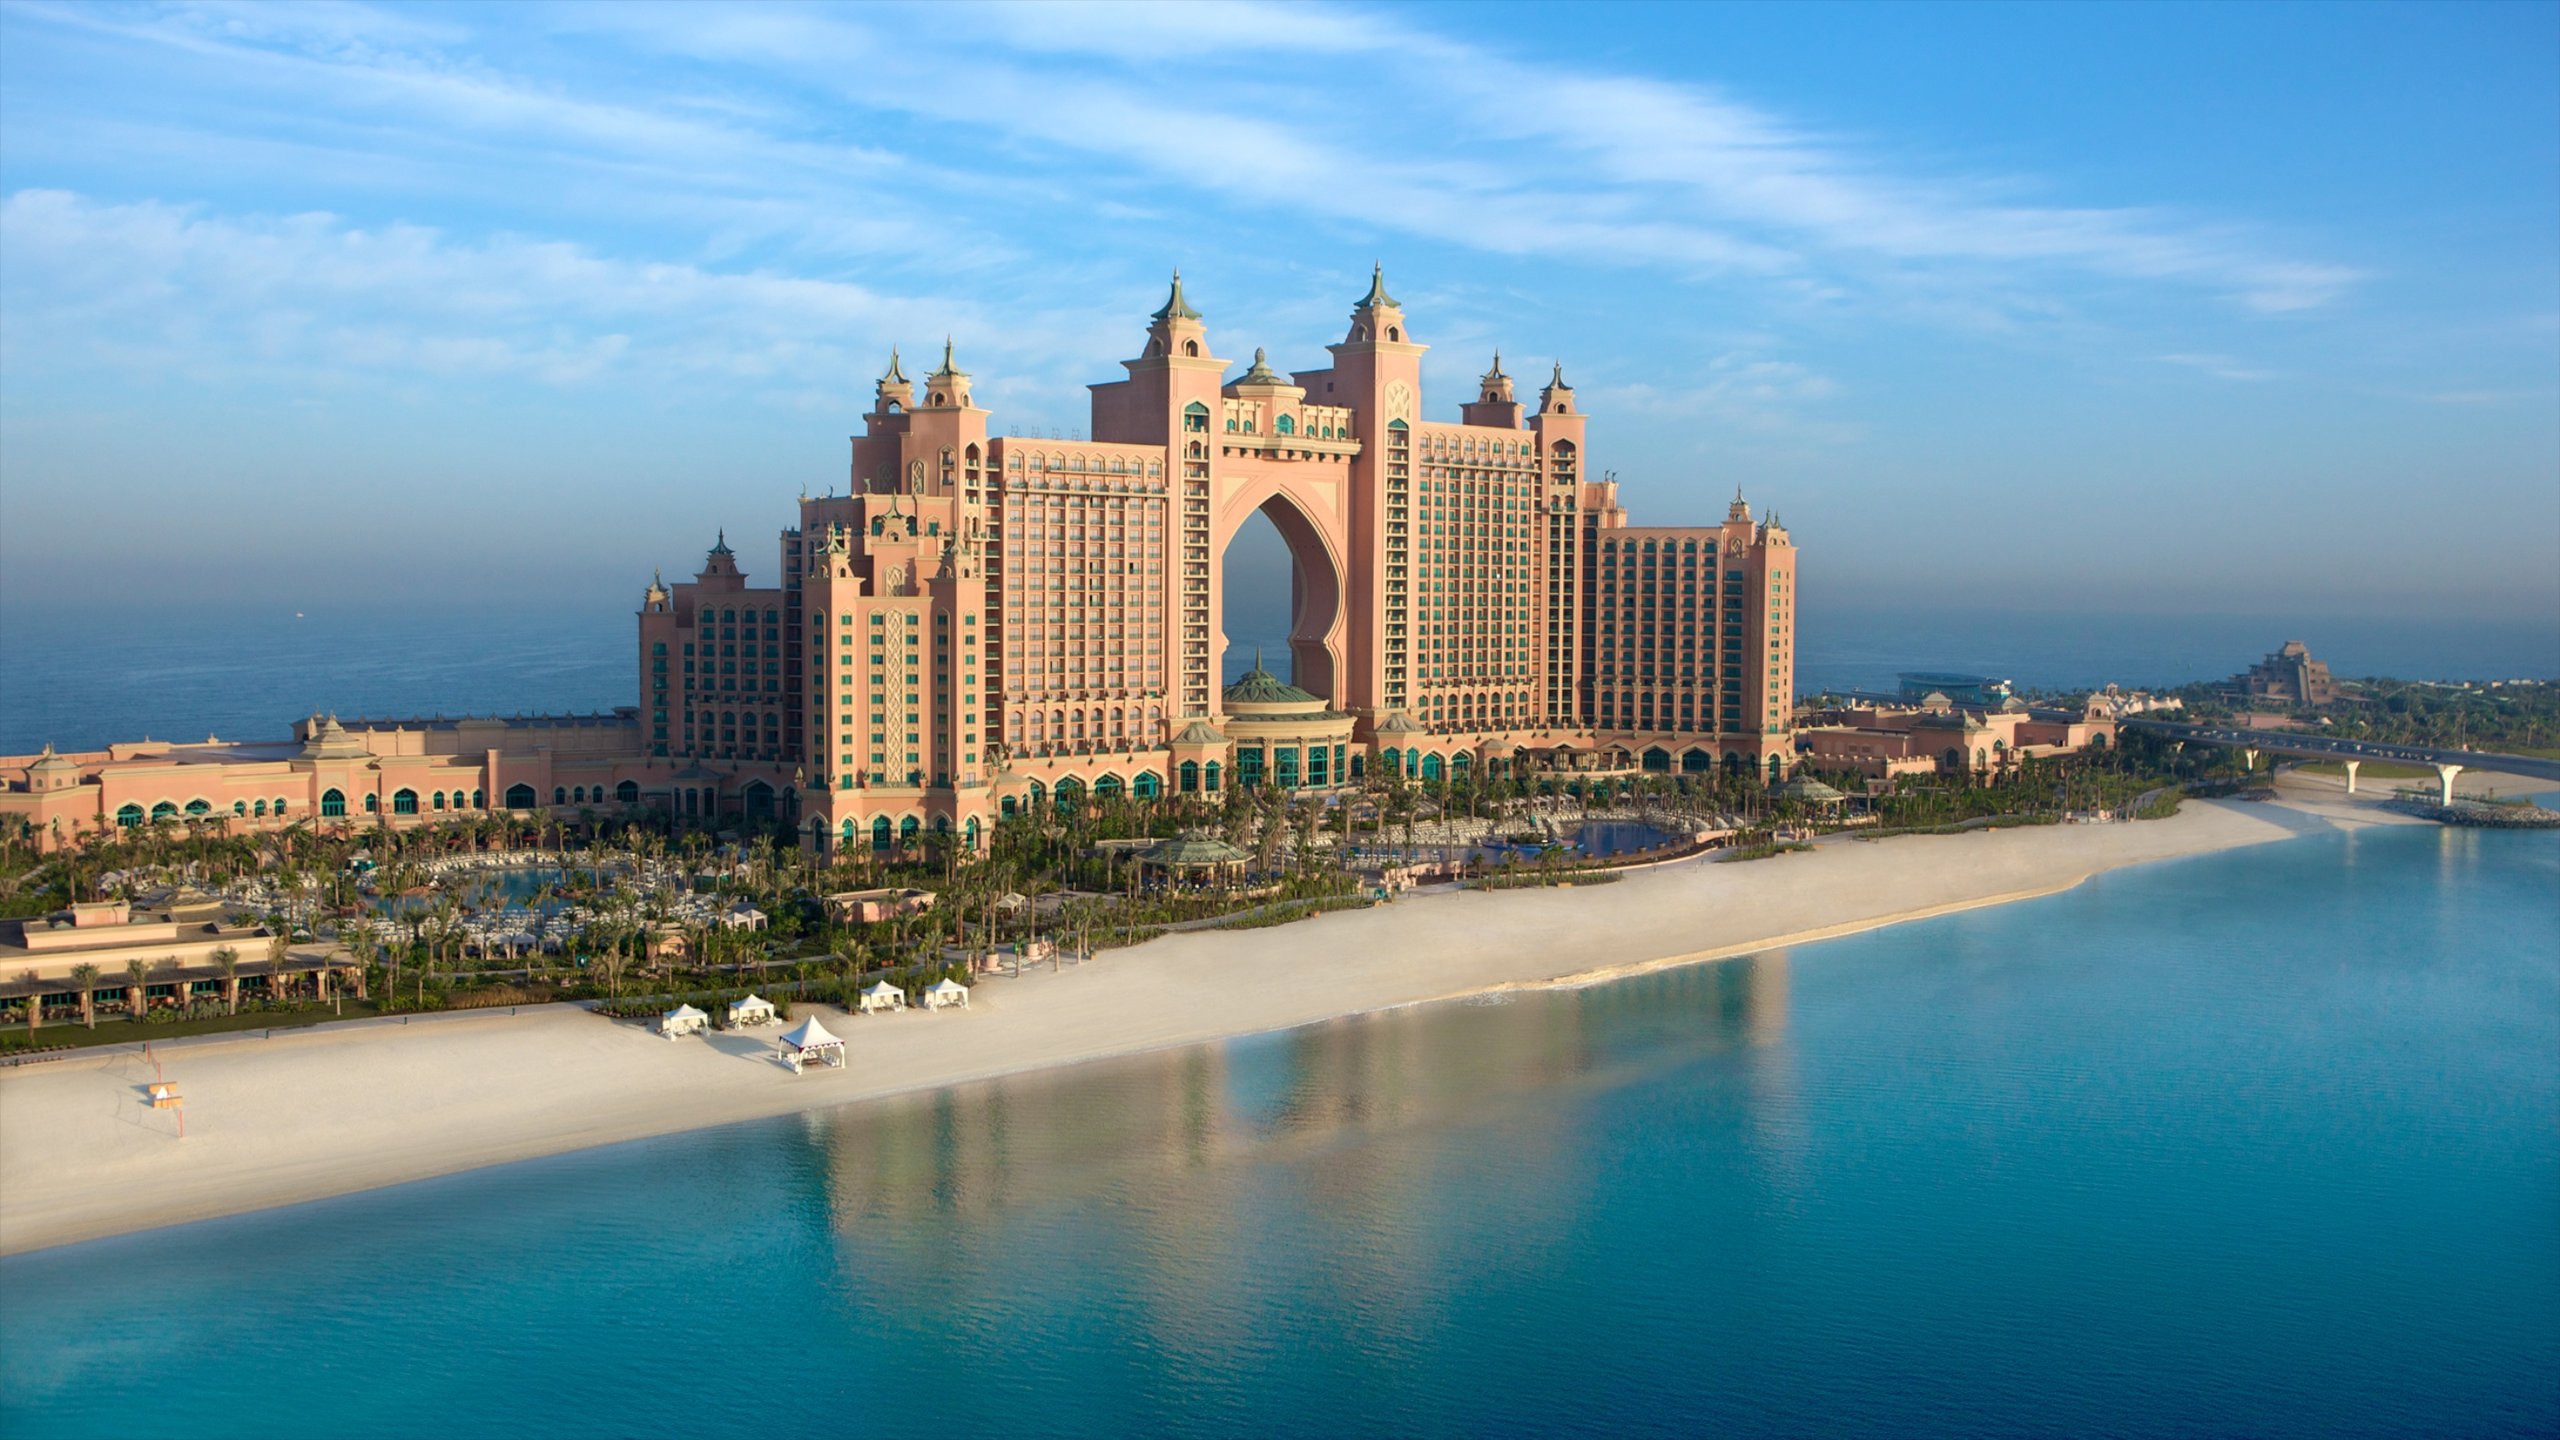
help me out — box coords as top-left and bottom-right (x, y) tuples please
(798, 952), (1793, 1363)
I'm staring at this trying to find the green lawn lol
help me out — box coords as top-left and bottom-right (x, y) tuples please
(1, 1001), (390, 1054)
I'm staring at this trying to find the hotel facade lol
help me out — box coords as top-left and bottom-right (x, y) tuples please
(5, 272), (1797, 854)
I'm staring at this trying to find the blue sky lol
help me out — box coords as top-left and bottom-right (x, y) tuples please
(2, 0), (2554, 630)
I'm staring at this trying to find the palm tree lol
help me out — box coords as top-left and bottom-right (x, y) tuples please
(69, 961), (100, 1029)
(213, 946), (242, 1015)
(16, 970), (40, 1036)
(123, 957), (149, 1020)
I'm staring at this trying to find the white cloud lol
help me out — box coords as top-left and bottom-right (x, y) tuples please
(0, 189), (1031, 395)
(2157, 352), (2278, 382)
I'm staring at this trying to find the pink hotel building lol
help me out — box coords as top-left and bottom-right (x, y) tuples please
(4, 272), (1797, 854)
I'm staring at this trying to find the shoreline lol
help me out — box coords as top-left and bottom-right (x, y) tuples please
(0, 786), (2425, 1257)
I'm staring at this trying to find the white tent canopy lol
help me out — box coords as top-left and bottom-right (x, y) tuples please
(727, 993), (776, 1026)
(660, 1003), (709, 1039)
(778, 1015), (845, 1072)
(858, 981), (906, 1014)
(779, 1016), (841, 1051)
(922, 979), (970, 1010)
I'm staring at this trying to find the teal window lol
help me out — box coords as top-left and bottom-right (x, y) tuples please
(321, 789), (346, 818)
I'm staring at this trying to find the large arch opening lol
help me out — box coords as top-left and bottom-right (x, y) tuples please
(1218, 494), (1343, 703)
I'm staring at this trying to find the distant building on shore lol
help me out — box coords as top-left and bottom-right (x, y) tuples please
(3, 270), (1802, 853)
(1896, 672), (2014, 708)
(1796, 695), (2118, 783)
(2225, 641), (2339, 708)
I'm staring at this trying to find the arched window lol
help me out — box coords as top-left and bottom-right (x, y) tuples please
(233, 800), (247, 816)
(1133, 771), (1160, 799)
(183, 799), (211, 816)
(1179, 760), (1200, 794)
(617, 780), (639, 804)
(1204, 761), (1222, 793)
(899, 816), (920, 845)
(363, 793), (378, 813)
(872, 817), (893, 851)
(470, 789), (484, 808)
(322, 789), (347, 817)
(116, 804), (144, 827)
(1183, 339), (1200, 357)
(391, 789), (417, 815)
(1275, 414), (1295, 436)
(964, 818), (980, 850)
(253, 799), (267, 817)
(505, 783), (536, 808)
(274, 798), (288, 816)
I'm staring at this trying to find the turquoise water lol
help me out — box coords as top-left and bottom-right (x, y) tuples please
(3, 822), (2554, 1438)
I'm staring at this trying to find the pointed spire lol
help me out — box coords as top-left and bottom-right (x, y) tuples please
(1549, 361), (1570, 389)
(1238, 346), (1285, 385)
(1356, 263), (1399, 311)
(881, 346), (907, 384)
(929, 335), (967, 379)
(1484, 348), (1507, 382)
(1152, 269), (1201, 323)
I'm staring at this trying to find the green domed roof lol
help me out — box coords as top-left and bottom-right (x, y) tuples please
(1223, 653), (1320, 707)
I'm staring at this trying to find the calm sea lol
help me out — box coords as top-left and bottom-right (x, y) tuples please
(2, 599), (2553, 754)
(2, 822), (2553, 1438)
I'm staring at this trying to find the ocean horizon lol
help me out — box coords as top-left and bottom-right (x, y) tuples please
(3, 598), (2552, 755)
(3, 820), (2553, 1438)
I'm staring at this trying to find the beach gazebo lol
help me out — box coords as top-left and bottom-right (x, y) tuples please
(921, 978), (970, 1011)
(1136, 834), (1251, 889)
(726, 993), (776, 1028)
(1770, 776), (1850, 813)
(659, 1002), (709, 1039)
(778, 1016), (845, 1073)
(858, 980), (906, 1014)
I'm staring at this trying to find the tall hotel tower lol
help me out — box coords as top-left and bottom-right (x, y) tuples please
(638, 271), (1795, 852)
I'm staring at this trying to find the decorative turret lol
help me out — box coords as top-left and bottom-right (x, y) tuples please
(26, 744), (78, 793)
(1236, 347), (1286, 387)
(1345, 264), (1410, 344)
(1142, 270), (1211, 362)
(1538, 361), (1576, 415)
(1152, 271), (1201, 323)
(1462, 348), (1523, 429)
(644, 568), (670, 612)
(698, 531), (744, 584)
(1728, 486), (1752, 524)
(922, 338), (972, 409)
(873, 347), (913, 414)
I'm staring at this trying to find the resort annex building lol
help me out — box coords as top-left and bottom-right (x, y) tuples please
(4, 271), (1798, 854)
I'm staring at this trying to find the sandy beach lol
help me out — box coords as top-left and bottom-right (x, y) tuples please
(0, 790), (2379, 1255)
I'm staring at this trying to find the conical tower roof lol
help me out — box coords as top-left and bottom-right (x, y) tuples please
(1152, 270), (1202, 322)
(1355, 263), (1399, 311)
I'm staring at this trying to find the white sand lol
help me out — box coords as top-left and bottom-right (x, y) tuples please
(0, 796), (2321, 1255)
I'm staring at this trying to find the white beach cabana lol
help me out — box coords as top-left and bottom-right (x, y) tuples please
(659, 1003), (709, 1039)
(921, 978), (970, 1011)
(726, 993), (777, 1028)
(778, 1016), (845, 1073)
(858, 980), (906, 1014)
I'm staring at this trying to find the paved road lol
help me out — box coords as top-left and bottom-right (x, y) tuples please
(2122, 719), (2560, 783)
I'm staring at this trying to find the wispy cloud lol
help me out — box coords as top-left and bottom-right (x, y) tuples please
(6, 0), (2366, 329)
(2157, 352), (2279, 382)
